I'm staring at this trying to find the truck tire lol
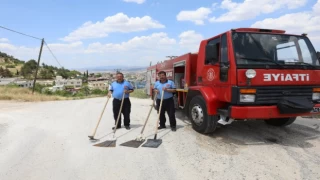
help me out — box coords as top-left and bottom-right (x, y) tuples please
(188, 95), (218, 134)
(264, 117), (296, 127)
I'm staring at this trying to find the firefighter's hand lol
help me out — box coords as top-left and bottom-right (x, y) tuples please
(162, 87), (167, 91)
(154, 89), (159, 93)
(124, 90), (130, 94)
(107, 92), (111, 98)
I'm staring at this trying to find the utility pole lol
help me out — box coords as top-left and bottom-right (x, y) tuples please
(32, 38), (44, 94)
(114, 69), (121, 73)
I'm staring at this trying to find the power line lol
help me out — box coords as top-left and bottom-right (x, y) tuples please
(44, 41), (63, 68)
(0, 25), (42, 40)
(0, 25), (64, 69)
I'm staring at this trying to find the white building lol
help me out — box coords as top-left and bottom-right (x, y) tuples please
(0, 78), (17, 86)
(48, 85), (65, 92)
(15, 80), (34, 88)
(36, 80), (54, 86)
(55, 76), (82, 88)
(88, 81), (109, 91)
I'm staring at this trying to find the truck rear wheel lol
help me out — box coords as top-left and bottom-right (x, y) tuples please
(264, 117), (296, 126)
(188, 95), (218, 134)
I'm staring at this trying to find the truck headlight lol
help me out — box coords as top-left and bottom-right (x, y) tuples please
(245, 69), (256, 79)
(240, 94), (255, 102)
(312, 93), (320, 101)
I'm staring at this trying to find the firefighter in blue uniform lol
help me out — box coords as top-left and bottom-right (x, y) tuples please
(108, 72), (134, 130)
(153, 71), (177, 131)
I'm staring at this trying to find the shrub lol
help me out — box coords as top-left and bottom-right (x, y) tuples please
(6, 65), (16, 68)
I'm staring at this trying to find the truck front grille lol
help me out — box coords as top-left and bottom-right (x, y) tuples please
(255, 86), (313, 105)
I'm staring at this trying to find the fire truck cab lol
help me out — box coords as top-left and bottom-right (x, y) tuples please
(147, 28), (320, 134)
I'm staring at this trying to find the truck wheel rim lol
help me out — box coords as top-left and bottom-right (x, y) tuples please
(191, 104), (203, 126)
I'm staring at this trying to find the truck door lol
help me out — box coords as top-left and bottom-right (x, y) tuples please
(219, 33), (231, 102)
(202, 36), (220, 89)
(202, 33), (231, 102)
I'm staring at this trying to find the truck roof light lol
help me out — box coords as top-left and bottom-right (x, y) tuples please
(233, 28), (285, 34)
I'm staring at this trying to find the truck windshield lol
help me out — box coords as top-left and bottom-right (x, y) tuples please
(232, 32), (320, 68)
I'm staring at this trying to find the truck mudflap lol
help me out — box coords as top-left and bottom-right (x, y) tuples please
(228, 104), (320, 119)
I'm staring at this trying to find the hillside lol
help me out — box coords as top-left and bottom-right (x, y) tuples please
(0, 51), (81, 79)
(0, 51), (25, 76)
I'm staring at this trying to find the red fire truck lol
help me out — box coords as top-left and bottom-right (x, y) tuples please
(146, 28), (320, 134)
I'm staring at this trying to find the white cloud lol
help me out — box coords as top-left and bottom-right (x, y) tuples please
(251, 13), (320, 34)
(210, 0), (307, 22)
(85, 32), (176, 53)
(0, 30), (205, 68)
(61, 13), (165, 42)
(0, 41), (85, 67)
(123, 0), (145, 4)
(0, 43), (40, 61)
(0, 38), (9, 42)
(177, 7), (212, 25)
(179, 30), (203, 52)
(45, 41), (84, 53)
(251, 1), (320, 50)
(313, 0), (320, 15)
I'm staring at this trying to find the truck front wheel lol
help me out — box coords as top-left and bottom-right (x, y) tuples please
(264, 117), (296, 126)
(188, 95), (218, 134)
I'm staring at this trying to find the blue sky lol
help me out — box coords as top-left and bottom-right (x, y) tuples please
(0, 0), (319, 69)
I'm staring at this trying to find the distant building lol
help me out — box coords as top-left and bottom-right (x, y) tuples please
(88, 77), (109, 82)
(0, 78), (17, 86)
(48, 85), (65, 92)
(15, 80), (33, 88)
(55, 76), (82, 88)
(0, 78), (34, 88)
(130, 80), (146, 89)
(88, 81), (109, 91)
(36, 80), (54, 86)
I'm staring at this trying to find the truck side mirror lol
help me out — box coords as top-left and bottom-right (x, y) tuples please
(317, 51), (320, 59)
(205, 44), (218, 64)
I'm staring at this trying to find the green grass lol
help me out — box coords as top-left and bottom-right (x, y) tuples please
(0, 85), (70, 102)
(130, 89), (149, 99)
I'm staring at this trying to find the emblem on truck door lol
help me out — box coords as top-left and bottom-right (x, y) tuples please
(207, 68), (215, 81)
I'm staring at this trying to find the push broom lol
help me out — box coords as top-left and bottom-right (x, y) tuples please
(120, 91), (158, 148)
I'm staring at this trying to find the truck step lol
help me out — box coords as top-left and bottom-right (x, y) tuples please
(218, 118), (234, 125)
(217, 109), (229, 117)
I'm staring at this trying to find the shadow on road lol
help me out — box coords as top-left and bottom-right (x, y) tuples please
(207, 120), (320, 148)
(174, 109), (320, 149)
(90, 124), (143, 143)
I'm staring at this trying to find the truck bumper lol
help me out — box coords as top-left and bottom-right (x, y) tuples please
(229, 104), (320, 119)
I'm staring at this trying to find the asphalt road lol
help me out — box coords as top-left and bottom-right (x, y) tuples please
(0, 98), (320, 180)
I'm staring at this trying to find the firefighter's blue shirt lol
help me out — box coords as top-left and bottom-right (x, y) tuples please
(153, 79), (176, 99)
(109, 80), (134, 99)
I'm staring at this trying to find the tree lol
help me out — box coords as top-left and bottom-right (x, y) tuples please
(56, 68), (69, 79)
(16, 70), (19, 76)
(0, 67), (4, 77)
(20, 59), (38, 79)
(3, 68), (13, 77)
(95, 73), (102, 78)
(82, 85), (90, 96)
